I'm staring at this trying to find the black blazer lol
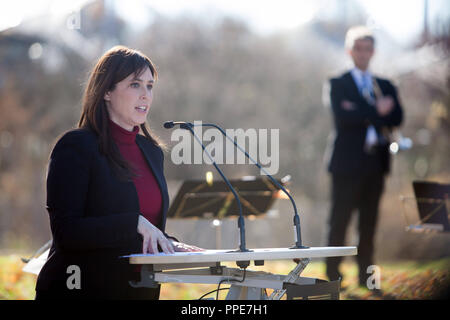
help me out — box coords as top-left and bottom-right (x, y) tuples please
(328, 71), (403, 175)
(35, 127), (171, 299)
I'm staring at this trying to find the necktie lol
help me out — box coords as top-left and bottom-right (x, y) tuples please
(361, 73), (375, 105)
(360, 72), (378, 151)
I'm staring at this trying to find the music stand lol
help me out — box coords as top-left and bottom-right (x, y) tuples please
(413, 181), (450, 232)
(167, 176), (287, 249)
(401, 181), (450, 233)
(167, 176), (286, 219)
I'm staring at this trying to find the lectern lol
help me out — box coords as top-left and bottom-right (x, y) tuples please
(124, 246), (357, 300)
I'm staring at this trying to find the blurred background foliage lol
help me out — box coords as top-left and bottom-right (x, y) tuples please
(0, 0), (449, 263)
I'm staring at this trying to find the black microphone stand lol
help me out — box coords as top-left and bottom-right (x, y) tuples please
(200, 123), (308, 249)
(173, 122), (252, 256)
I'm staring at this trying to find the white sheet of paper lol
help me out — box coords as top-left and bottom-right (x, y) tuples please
(22, 249), (49, 275)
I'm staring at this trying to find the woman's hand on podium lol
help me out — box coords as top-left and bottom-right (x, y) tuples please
(137, 215), (175, 254)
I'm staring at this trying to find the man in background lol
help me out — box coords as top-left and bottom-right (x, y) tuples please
(326, 26), (403, 287)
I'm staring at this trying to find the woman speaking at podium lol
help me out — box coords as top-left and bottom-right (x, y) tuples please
(35, 46), (202, 300)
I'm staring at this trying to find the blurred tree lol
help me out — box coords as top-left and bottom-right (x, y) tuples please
(0, 0), (448, 256)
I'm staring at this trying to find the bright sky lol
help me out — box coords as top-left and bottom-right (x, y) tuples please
(115, 0), (448, 45)
(1, 0), (448, 45)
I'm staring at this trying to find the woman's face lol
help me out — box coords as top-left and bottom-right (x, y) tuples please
(104, 67), (154, 131)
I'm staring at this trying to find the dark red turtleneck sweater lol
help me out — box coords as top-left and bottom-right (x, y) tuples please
(109, 120), (162, 226)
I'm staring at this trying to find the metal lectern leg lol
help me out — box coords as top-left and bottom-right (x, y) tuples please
(226, 285), (267, 300)
(269, 258), (311, 300)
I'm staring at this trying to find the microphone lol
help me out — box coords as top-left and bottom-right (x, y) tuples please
(199, 122), (308, 249)
(163, 121), (175, 129)
(164, 120), (251, 257)
(163, 121), (193, 129)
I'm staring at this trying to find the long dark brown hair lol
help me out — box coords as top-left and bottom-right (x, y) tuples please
(78, 45), (162, 181)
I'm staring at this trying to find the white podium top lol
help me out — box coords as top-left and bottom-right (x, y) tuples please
(124, 246), (357, 265)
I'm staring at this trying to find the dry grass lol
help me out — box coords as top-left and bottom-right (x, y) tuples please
(3, 254), (448, 300)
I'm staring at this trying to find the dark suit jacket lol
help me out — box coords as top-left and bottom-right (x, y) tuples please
(35, 127), (171, 299)
(328, 71), (403, 175)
